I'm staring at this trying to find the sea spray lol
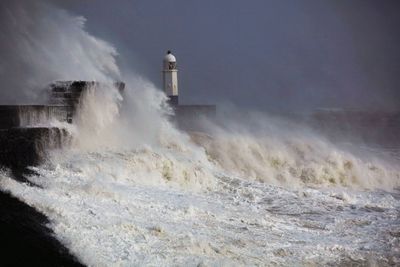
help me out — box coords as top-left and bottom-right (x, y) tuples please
(0, 0), (399, 266)
(68, 79), (217, 190)
(192, 111), (400, 190)
(72, 82), (123, 150)
(0, 0), (120, 104)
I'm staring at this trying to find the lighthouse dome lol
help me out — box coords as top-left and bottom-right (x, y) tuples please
(164, 51), (176, 62)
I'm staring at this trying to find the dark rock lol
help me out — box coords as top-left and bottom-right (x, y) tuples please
(0, 191), (84, 267)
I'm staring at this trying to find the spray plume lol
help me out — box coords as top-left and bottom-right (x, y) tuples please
(0, 0), (120, 104)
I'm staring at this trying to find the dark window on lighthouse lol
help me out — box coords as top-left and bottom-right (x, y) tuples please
(168, 62), (176, 70)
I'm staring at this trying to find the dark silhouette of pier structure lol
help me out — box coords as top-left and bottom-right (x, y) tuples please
(0, 81), (124, 180)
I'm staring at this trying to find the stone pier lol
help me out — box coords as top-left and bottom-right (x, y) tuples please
(0, 81), (124, 179)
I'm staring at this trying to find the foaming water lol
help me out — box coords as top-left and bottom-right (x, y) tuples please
(192, 128), (400, 190)
(1, 151), (399, 266)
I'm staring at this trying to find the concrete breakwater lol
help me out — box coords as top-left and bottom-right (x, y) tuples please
(0, 127), (71, 180)
(0, 81), (124, 179)
(0, 105), (71, 128)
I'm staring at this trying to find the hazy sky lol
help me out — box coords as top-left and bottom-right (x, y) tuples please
(48, 1), (400, 111)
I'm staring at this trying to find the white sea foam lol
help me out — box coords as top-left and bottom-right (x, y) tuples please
(1, 157), (399, 266)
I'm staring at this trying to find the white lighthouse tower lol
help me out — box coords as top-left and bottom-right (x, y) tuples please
(163, 50), (179, 106)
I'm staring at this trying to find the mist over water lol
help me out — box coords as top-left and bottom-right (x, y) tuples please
(0, 0), (399, 266)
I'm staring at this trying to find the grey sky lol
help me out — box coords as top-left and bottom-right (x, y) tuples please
(28, 1), (400, 111)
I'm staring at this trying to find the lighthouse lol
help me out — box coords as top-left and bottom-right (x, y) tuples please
(161, 50), (216, 128)
(163, 50), (179, 106)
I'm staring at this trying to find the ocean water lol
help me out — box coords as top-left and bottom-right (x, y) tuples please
(1, 85), (399, 266)
(1, 147), (399, 266)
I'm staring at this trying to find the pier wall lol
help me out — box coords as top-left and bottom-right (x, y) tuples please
(0, 81), (124, 178)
